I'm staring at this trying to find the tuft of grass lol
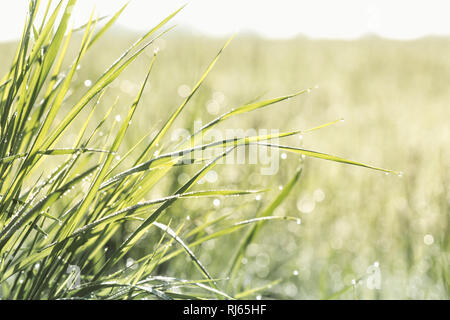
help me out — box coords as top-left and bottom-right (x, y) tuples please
(0, 1), (395, 300)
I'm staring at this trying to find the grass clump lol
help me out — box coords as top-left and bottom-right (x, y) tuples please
(0, 1), (395, 300)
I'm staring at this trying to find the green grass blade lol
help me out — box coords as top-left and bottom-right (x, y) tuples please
(257, 143), (398, 174)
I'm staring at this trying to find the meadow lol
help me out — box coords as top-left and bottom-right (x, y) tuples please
(0, 2), (448, 299)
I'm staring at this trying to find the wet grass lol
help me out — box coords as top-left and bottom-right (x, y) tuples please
(0, 1), (448, 300)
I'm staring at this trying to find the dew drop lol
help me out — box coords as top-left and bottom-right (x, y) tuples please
(84, 79), (92, 87)
(313, 189), (325, 202)
(126, 258), (135, 268)
(177, 84), (191, 98)
(213, 91), (225, 103)
(205, 170), (218, 183)
(178, 173), (190, 185)
(206, 100), (220, 115)
(424, 234), (434, 245)
(297, 197), (315, 214)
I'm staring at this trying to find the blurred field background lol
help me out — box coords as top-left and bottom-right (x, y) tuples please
(1, 28), (448, 299)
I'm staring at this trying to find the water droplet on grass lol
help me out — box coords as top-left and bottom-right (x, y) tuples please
(84, 80), (92, 87)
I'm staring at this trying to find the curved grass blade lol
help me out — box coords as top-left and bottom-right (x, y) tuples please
(257, 143), (398, 174)
(157, 216), (301, 266)
(153, 222), (214, 283)
(234, 279), (282, 299)
(42, 189), (266, 249)
(0, 148), (111, 164)
(95, 147), (236, 280)
(144, 34), (235, 157)
(228, 167), (303, 284)
(61, 55), (156, 239)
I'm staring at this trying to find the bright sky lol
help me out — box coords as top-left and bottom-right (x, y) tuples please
(1, 0), (450, 41)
